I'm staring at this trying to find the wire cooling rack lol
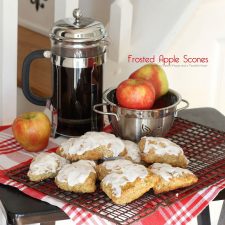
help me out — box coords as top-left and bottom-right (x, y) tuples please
(7, 117), (225, 225)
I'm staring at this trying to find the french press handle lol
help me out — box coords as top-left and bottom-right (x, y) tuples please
(22, 49), (51, 106)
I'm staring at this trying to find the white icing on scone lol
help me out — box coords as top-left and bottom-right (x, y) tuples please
(60, 132), (125, 157)
(29, 152), (68, 176)
(150, 163), (193, 181)
(102, 163), (148, 197)
(56, 160), (96, 187)
(123, 140), (141, 163)
(101, 159), (133, 172)
(142, 137), (184, 156)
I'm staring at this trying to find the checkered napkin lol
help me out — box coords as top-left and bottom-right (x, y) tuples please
(0, 125), (225, 225)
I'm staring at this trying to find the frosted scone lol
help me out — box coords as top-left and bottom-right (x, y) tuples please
(100, 163), (156, 204)
(96, 159), (133, 180)
(27, 152), (68, 182)
(56, 132), (126, 161)
(138, 137), (189, 168)
(149, 163), (198, 194)
(55, 160), (97, 193)
(122, 140), (141, 163)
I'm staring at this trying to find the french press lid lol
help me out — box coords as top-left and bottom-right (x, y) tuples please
(50, 8), (107, 43)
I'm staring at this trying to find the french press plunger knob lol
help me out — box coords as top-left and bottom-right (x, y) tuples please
(73, 8), (82, 24)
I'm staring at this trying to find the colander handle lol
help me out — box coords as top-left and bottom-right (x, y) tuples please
(176, 99), (189, 113)
(93, 103), (119, 121)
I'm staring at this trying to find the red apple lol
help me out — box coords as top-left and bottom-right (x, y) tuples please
(12, 112), (51, 152)
(116, 79), (155, 109)
(129, 64), (168, 99)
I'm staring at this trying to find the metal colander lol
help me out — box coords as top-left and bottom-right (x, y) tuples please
(93, 88), (189, 141)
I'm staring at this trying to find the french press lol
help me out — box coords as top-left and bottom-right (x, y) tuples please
(22, 9), (108, 137)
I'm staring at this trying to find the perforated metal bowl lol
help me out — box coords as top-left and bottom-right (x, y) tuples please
(93, 88), (189, 142)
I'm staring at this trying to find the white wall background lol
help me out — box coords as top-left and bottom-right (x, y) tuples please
(18, 0), (198, 55)
(18, 0), (112, 36)
(18, 0), (54, 35)
(0, 0), (18, 124)
(131, 0), (199, 55)
(79, 0), (113, 26)
(0, 0), (3, 120)
(165, 0), (225, 113)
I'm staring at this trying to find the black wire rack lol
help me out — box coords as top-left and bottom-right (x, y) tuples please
(6, 117), (225, 225)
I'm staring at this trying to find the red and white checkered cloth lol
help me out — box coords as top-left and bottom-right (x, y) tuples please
(0, 125), (225, 225)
